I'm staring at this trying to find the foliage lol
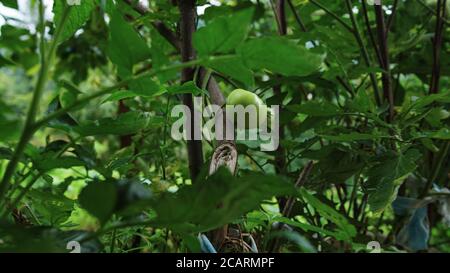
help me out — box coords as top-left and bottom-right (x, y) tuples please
(0, 0), (449, 253)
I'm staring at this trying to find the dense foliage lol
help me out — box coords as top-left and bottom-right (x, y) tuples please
(0, 0), (449, 253)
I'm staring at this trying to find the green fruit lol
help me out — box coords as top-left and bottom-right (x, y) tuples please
(227, 89), (264, 107)
(226, 89), (269, 129)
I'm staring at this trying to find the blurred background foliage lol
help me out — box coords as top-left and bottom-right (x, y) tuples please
(0, 0), (449, 253)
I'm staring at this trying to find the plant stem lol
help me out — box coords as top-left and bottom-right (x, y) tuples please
(179, 0), (204, 181)
(287, 0), (307, 32)
(0, 5), (71, 203)
(429, 0), (447, 94)
(421, 141), (450, 198)
(417, 0), (450, 25)
(345, 0), (382, 106)
(361, 0), (383, 66)
(374, 2), (395, 122)
(386, 0), (399, 33)
(0, 174), (42, 219)
(289, 1), (355, 95)
(309, 0), (354, 32)
(272, 0), (287, 176)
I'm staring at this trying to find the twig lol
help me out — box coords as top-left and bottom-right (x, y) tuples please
(361, 0), (383, 67)
(271, 0), (287, 176)
(345, 0), (382, 106)
(282, 162), (315, 218)
(421, 141), (450, 198)
(122, 0), (180, 49)
(374, 1), (395, 122)
(288, 1), (355, 95)
(429, 0), (447, 94)
(178, 0), (204, 180)
(269, 161), (314, 252)
(0, 4), (72, 205)
(386, 0), (399, 33)
(309, 0), (354, 32)
(287, 0), (307, 32)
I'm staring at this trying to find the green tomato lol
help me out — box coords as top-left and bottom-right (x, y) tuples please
(226, 89), (269, 130)
(227, 89), (264, 107)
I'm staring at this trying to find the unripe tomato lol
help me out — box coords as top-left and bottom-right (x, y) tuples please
(226, 89), (269, 130)
(227, 89), (264, 107)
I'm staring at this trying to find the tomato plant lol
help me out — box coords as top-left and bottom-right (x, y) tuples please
(0, 0), (449, 254)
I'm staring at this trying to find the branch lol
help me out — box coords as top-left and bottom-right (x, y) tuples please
(288, 0), (355, 95)
(121, 0), (227, 108)
(309, 0), (354, 33)
(0, 5), (72, 204)
(122, 0), (180, 50)
(417, 0), (450, 25)
(345, 0), (382, 106)
(178, 0), (204, 180)
(287, 0), (307, 32)
(272, 0), (287, 176)
(361, 0), (383, 67)
(386, 0), (399, 33)
(429, 0), (447, 94)
(269, 161), (314, 252)
(374, 2), (394, 122)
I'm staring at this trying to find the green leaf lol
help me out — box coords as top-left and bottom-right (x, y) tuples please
(46, 96), (78, 132)
(107, 10), (151, 74)
(267, 230), (317, 253)
(150, 27), (178, 83)
(238, 37), (324, 77)
(79, 182), (117, 224)
(0, 0), (18, 9)
(288, 101), (341, 117)
(299, 189), (357, 241)
(129, 76), (163, 96)
(320, 132), (385, 142)
(53, 0), (97, 43)
(365, 149), (421, 213)
(348, 89), (375, 113)
(0, 223), (102, 253)
(403, 91), (450, 118)
(151, 167), (297, 233)
(194, 8), (254, 56)
(74, 111), (151, 136)
(78, 179), (152, 224)
(274, 216), (344, 240)
(104, 90), (139, 103)
(27, 189), (75, 226)
(0, 147), (13, 160)
(0, 53), (15, 67)
(34, 156), (85, 172)
(206, 56), (254, 87)
(167, 81), (207, 96)
(0, 100), (23, 142)
(427, 128), (450, 140)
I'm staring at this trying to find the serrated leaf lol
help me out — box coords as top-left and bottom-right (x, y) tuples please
(299, 189), (357, 241)
(206, 56), (254, 87)
(238, 37), (324, 77)
(107, 9), (151, 74)
(74, 111), (151, 136)
(53, 0), (97, 43)
(194, 8), (254, 56)
(150, 167), (297, 233)
(366, 149), (421, 213)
